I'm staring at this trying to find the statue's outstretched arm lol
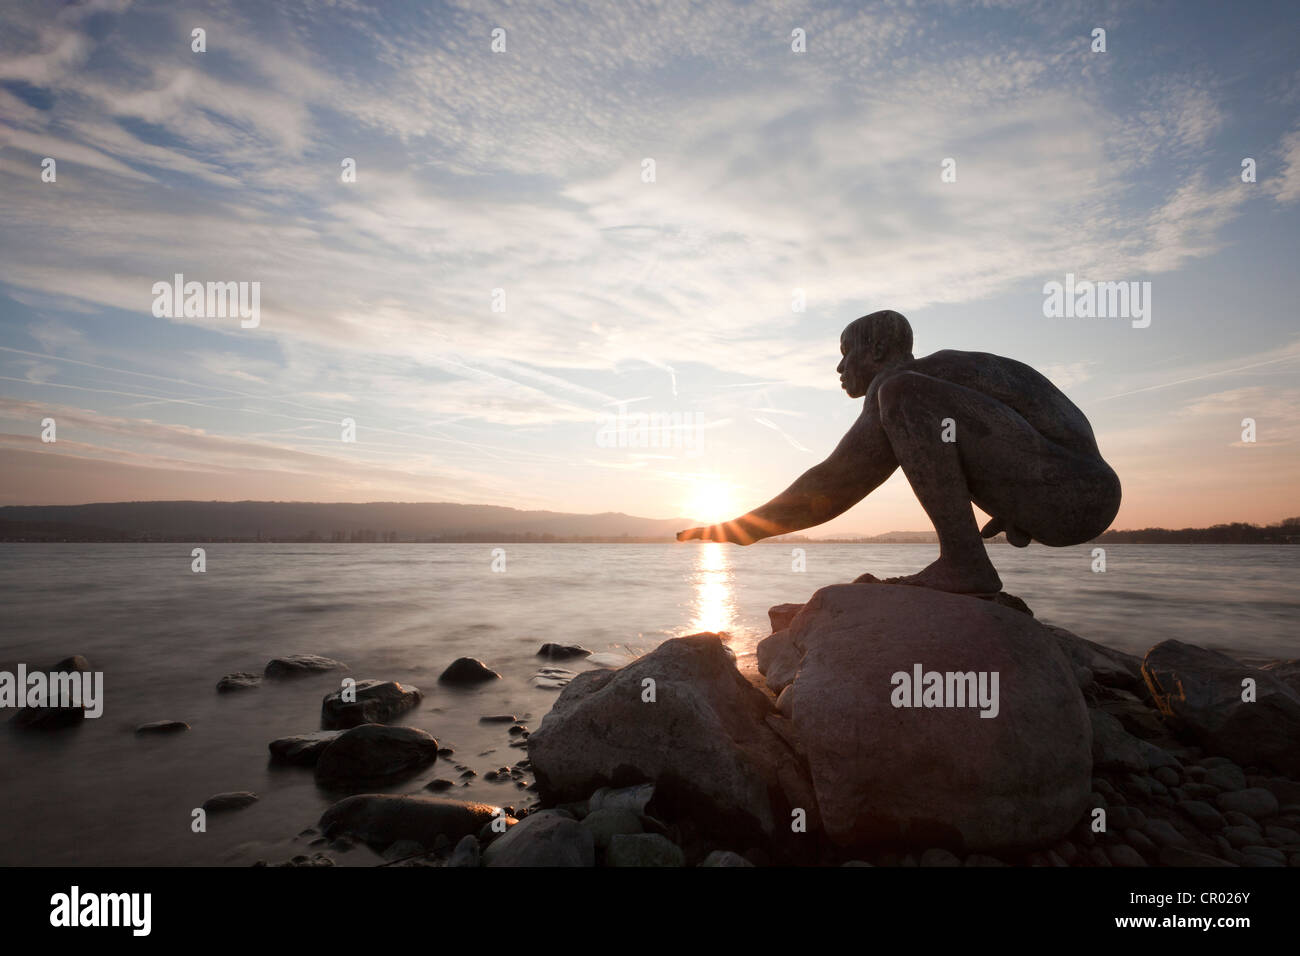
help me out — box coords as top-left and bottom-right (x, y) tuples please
(677, 408), (896, 545)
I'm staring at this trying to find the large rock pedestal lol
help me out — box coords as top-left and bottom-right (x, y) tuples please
(760, 583), (1092, 853)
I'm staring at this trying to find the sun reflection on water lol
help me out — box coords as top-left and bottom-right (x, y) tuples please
(688, 542), (736, 636)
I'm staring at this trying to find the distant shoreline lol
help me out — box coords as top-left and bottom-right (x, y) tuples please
(2, 536), (1296, 545)
(1, 503), (1296, 545)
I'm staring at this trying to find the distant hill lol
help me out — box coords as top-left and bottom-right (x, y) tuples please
(0, 504), (1295, 544)
(0, 501), (691, 543)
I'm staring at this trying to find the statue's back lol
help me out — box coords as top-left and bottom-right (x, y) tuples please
(908, 350), (1102, 456)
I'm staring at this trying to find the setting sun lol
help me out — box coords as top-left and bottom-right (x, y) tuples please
(684, 476), (735, 524)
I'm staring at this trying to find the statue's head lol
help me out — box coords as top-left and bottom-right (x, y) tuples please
(837, 310), (914, 398)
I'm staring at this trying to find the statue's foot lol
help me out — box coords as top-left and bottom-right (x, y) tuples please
(880, 557), (1002, 595)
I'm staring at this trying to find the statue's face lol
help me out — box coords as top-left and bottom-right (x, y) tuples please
(836, 325), (873, 399)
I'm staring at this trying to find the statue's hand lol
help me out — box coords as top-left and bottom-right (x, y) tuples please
(676, 523), (746, 544)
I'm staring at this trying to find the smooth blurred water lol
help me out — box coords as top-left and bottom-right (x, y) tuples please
(0, 542), (1296, 866)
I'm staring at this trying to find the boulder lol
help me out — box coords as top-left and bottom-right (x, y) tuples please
(1240, 845), (1285, 866)
(1157, 846), (1236, 867)
(135, 720), (189, 734)
(1215, 788), (1279, 820)
(381, 840), (427, 861)
(537, 643), (592, 660)
(1259, 778), (1300, 807)
(852, 574), (1033, 616)
(320, 680), (422, 729)
(319, 795), (507, 849)
(528, 634), (811, 848)
(1141, 641), (1300, 775)
(581, 808), (643, 849)
(1222, 816), (1259, 839)
(1047, 626), (1143, 691)
(588, 784), (655, 815)
(1137, 740), (1181, 772)
(920, 848), (963, 867)
(699, 850), (755, 867)
(1179, 799), (1226, 832)
(605, 833), (685, 867)
(1264, 823), (1300, 843)
(767, 603), (804, 633)
(1202, 765), (1247, 792)
(756, 629), (802, 693)
(483, 810), (594, 867)
(1107, 806), (1146, 831)
(1125, 829), (1157, 856)
(265, 655), (346, 678)
(447, 834), (480, 867)
(9, 655), (93, 730)
(314, 724), (441, 785)
(216, 672), (261, 692)
(1153, 766), (1180, 787)
(268, 730), (342, 766)
(1090, 710), (1146, 771)
(1260, 660), (1300, 695)
(202, 791), (259, 812)
(784, 583), (1091, 852)
(439, 658), (501, 684)
(1142, 818), (1190, 848)
(1106, 845), (1148, 867)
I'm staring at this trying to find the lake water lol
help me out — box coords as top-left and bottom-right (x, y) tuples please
(0, 542), (1296, 866)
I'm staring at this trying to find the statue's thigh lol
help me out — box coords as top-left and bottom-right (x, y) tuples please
(950, 400), (1089, 523)
(964, 435), (1113, 545)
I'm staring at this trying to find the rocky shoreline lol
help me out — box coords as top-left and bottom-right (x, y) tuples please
(293, 581), (1300, 867)
(14, 586), (1300, 867)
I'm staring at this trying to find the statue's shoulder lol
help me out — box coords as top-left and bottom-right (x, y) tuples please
(913, 348), (995, 368)
(913, 351), (1053, 390)
(918, 349), (1025, 370)
(917, 350), (1075, 403)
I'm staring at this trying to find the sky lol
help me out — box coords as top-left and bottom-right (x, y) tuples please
(0, 0), (1297, 535)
